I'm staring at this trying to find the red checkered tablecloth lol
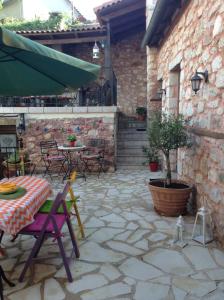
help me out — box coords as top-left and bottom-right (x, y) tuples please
(0, 176), (52, 235)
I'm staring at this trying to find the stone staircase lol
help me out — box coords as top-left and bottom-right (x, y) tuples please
(116, 115), (148, 169)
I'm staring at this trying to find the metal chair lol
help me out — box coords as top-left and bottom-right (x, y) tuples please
(40, 140), (67, 179)
(0, 265), (15, 300)
(18, 182), (80, 283)
(80, 138), (106, 177)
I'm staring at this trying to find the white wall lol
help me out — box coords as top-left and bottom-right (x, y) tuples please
(0, 0), (72, 20)
(0, 0), (23, 20)
(22, 0), (72, 20)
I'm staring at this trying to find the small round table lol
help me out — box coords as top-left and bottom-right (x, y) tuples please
(58, 145), (86, 180)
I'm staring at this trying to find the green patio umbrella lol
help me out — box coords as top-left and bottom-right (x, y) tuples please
(0, 27), (100, 96)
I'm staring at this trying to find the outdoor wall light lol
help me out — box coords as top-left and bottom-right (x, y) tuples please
(93, 41), (100, 59)
(191, 70), (209, 94)
(17, 113), (25, 136)
(157, 88), (166, 99)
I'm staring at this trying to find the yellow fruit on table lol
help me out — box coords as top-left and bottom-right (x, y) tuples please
(0, 183), (17, 193)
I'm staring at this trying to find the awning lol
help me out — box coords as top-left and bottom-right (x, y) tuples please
(0, 27), (100, 96)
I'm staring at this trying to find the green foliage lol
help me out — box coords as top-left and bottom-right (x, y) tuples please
(67, 134), (77, 142)
(0, 13), (82, 31)
(136, 107), (147, 116)
(142, 146), (159, 163)
(148, 112), (191, 184)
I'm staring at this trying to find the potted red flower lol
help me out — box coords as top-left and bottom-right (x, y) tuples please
(142, 146), (159, 172)
(67, 134), (77, 147)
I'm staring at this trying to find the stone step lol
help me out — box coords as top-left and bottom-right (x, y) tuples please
(118, 132), (148, 141)
(117, 155), (146, 165)
(118, 121), (146, 129)
(117, 140), (149, 148)
(116, 164), (147, 170)
(117, 148), (146, 155)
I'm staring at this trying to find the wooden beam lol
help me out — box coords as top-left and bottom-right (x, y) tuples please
(112, 21), (145, 35)
(21, 29), (106, 37)
(32, 35), (107, 45)
(110, 9), (145, 28)
(101, 1), (145, 22)
(186, 126), (224, 139)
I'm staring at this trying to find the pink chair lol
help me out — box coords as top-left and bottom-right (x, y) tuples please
(18, 182), (80, 282)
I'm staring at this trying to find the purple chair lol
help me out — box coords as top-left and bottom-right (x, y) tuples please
(18, 182), (80, 282)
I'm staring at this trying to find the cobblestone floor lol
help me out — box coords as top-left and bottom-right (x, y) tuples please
(2, 170), (224, 300)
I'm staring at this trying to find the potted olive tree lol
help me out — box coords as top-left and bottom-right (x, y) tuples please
(148, 112), (192, 216)
(136, 107), (147, 121)
(142, 146), (159, 172)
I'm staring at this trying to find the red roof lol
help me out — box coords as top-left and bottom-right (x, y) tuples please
(94, 0), (123, 13)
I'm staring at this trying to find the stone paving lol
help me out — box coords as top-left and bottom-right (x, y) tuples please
(1, 170), (224, 300)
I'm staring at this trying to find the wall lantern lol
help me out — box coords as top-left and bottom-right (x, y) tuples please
(17, 113), (25, 136)
(93, 41), (100, 59)
(157, 88), (166, 99)
(191, 70), (209, 94)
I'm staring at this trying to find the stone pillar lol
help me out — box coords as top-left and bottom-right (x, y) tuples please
(147, 47), (160, 120)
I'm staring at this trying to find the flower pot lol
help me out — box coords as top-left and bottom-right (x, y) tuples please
(69, 141), (76, 147)
(149, 162), (158, 172)
(137, 114), (146, 121)
(148, 179), (192, 217)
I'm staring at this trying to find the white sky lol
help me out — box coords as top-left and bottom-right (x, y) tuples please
(73, 0), (106, 20)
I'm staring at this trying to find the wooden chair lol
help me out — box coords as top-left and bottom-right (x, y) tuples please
(18, 183), (80, 283)
(39, 171), (85, 238)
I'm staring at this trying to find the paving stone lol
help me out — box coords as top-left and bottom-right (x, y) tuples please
(119, 257), (163, 280)
(148, 232), (167, 242)
(8, 284), (41, 300)
(212, 248), (224, 267)
(127, 229), (149, 244)
(81, 283), (131, 300)
(107, 241), (144, 256)
(138, 219), (154, 229)
(4, 281), (27, 296)
(183, 246), (217, 270)
(134, 282), (169, 300)
(143, 248), (193, 275)
(100, 213), (126, 223)
(203, 290), (224, 300)
(94, 210), (110, 217)
(122, 212), (142, 221)
(172, 286), (187, 300)
(206, 269), (224, 280)
(151, 275), (171, 285)
(85, 217), (105, 228)
(34, 264), (57, 283)
(81, 241), (126, 262)
(144, 214), (160, 222)
(1, 258), (17, 272)
(100, 264), (121, 280)
(115, 230), (133, 241)
(90, 228), (124, 242)
(191, 272), (208, 280)
(66, 274), (108, 294)
(44, 279), (65, 300)
(126, 222), (139, 230)
(154, 220), (170, 230)
(123, 277), (136, 285)
(173, 277), (217, 297)
(55, 261), (99, 279)
(134, 239), (149, 250)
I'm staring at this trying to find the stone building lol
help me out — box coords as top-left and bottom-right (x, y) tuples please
(0, 0), (147, 171)
(143, 0), (224, 246)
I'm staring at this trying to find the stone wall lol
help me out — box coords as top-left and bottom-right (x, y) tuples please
(146, 0), (224, 246)
(64, 32), (147, 116)
(21, 112), (117, 172)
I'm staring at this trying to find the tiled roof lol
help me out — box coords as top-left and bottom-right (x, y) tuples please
(17, 23), (104, 34)
(94, 0), (123, 13)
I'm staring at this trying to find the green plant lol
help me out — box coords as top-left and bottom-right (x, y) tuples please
(136, 107), (147, 116)
(67, 134), (77, 142)
(142, 146), (159, 164)
(148, 112), (191, 186)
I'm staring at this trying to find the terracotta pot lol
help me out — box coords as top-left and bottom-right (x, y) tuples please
(137, 114), (146, 121)
(148, 179), (192, 217)
(69, 141), (76, 147)
(149, 162), (158, 172)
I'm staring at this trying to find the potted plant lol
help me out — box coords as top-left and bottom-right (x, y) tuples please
(148, 112), (192, 217)
(136, 107), (147, 121)
(142, 146), (159, 172)
(67, 134), (77, 147)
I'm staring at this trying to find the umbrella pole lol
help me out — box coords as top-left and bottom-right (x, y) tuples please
(18, 137), (25, 176)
